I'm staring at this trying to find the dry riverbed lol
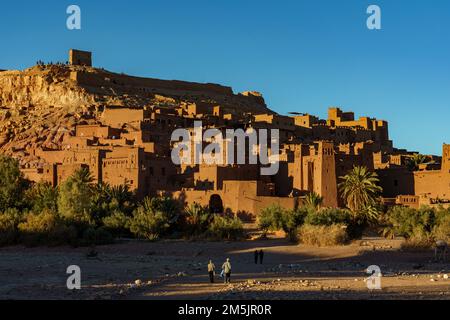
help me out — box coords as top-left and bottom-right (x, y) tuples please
(0, 238), (448, 300)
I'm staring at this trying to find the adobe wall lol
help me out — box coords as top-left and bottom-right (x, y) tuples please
(101, 108), (148, 128)
(377, 168), (415, 198)
(414, 170), (449, 199)
(70, 70), (233, 96)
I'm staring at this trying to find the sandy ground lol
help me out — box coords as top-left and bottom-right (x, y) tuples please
(0, 237), (448, 300)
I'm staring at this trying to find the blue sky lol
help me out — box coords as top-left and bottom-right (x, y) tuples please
(0, 0), (449, 155)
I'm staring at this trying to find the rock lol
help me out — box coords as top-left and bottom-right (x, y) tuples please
(134, 279), (142, 286)
(443, 274), (449, 279)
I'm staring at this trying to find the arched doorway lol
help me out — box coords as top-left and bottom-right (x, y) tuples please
(209, 194), (223, 214)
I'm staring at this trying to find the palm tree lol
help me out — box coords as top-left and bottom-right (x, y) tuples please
(110, 184), (133, 206)
(406, 154), (430, 171)
(184, 203), (212, 235)
(303, 192), (323, 211)
(338, 166), (382, 216)
(72, 167), (93, 184)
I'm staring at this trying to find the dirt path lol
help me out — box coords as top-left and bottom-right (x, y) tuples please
(0, 238), (449, 300)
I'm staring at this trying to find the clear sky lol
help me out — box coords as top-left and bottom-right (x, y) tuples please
(0, 0), (449, 155)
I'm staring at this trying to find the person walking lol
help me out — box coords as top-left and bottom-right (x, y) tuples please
(254, 250), (258, 264)
(207, 260), (216, 283)
(222, 258), (232, 284)
(259, 249), (264, 264)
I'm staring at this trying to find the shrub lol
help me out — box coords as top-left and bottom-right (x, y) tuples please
(432, 212), (450, 242)
(258, 205), (284, 235)
(258, 205), (307, 241)
(382, 206), (436, 239)
(128, 207), (170, 241)
(49, 224), (78, 246)
(18, 210), (78, 246)
(18, 210), (57, 246)
(206, 215), (244, 241)
(102, 210), (130, 237)
(282, 208), (308, 242)
(400, 227), (434, 251)
(304, 208), (352, 226)
(81, 227), (114, 246)
(298, 224), (348, 246)
(0, 208), (22, 246)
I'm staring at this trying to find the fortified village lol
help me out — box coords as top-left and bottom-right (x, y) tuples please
(0, 50), (448, 217)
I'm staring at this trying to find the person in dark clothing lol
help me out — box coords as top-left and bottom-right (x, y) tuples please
(254, 250), (258, 264)
(259, 249), (264, 264)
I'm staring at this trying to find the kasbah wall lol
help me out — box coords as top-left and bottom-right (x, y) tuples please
(17, 50), (450, 217)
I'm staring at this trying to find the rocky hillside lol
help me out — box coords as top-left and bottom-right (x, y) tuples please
(0, 64), (271, 166)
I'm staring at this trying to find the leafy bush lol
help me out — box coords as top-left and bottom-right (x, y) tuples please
(432, 212), (450, 242)
(18, 210), (58, 245)
(400, 227), (434, 251)
(305, 208), (352, 226)
(129, 207), (170, 241)
(18, 210), (78, 246)
(81, 227), (114, 246)
(382, 206), (436, 239)
(282, 208), (308, 242)
(258, 205), (307, 241)
(206, 215), (244, 241)
(0, 208), (22, 246)
(102, 210), (130, 237)
(298, 224), (348, 246)
(258, 205), (284, 236)
(382, 206), (450, 248)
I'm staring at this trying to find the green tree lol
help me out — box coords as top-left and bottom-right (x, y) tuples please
(338, 166), (382, 218)
(25, 182), (58, 213)
(57, 168), (94, 224)
(0, 155), (29, 211)
(406, 154), (431, 171)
